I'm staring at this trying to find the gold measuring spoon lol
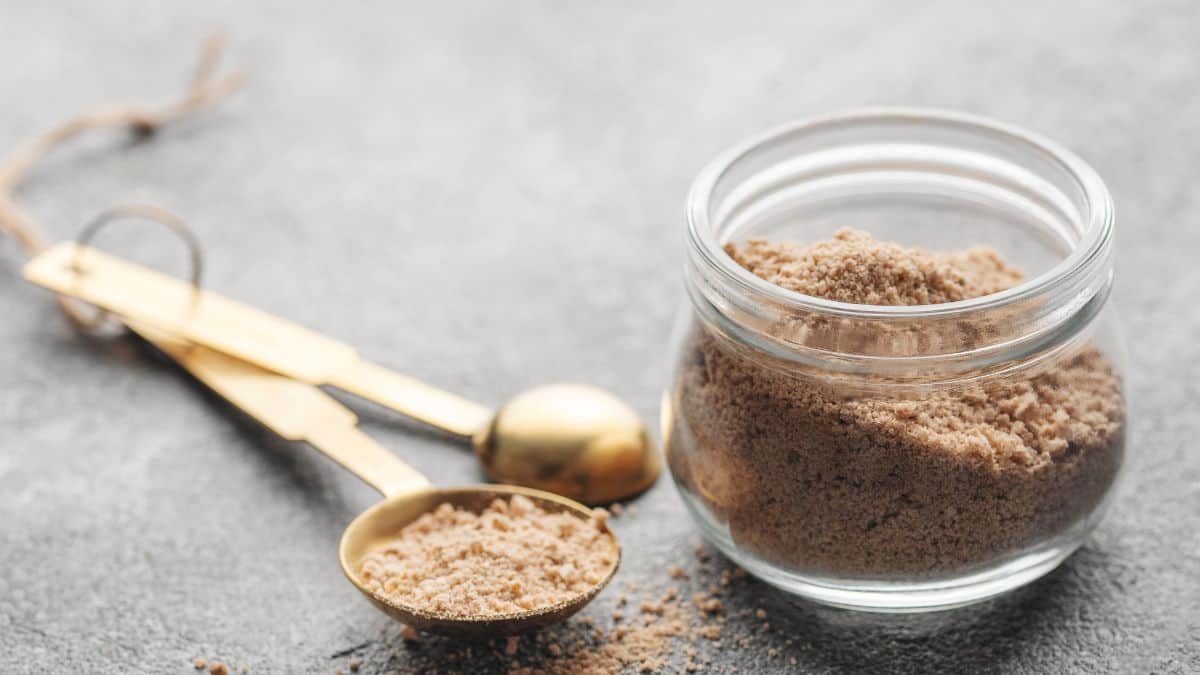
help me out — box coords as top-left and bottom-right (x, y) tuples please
(137, 325), (620, 636)
(23, 243), (660, 504)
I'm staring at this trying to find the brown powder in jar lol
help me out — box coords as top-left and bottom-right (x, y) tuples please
(358, 495), (618, 618)
(669, 229), (1125, 576)
(726, 229), (1023, 305)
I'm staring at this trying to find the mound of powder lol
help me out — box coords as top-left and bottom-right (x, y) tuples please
(668, 229), (1125, 576)
(359, 495), (618, 618)
(726, 228), (1023, 305)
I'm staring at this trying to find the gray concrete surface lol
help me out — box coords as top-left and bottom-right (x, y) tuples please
(1, 1), (1198, 673)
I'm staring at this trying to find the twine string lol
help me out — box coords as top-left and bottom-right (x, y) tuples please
(0, 34), (242, 331)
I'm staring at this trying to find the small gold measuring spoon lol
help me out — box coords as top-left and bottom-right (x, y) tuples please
(23, 239), (661, 504)
(138, 325), (621, 636)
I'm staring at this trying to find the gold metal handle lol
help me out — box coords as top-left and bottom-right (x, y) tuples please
(305, 424), (431, 498)
(137, 324), (431, 498)
(330, 360), (492, 439)
(23, 243), (495, 439)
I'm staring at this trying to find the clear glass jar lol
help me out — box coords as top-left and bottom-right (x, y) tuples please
(664, 108), (1127, 612)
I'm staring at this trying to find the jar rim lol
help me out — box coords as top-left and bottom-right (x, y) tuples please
(686, 107), (1114, 321)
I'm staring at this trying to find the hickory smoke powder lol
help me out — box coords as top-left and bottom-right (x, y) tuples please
(359, 495), (618, 618)
(668, 230), (1125, 576)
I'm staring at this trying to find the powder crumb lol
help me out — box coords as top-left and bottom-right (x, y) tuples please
(693, 592), (725, 615)
(617, 594), (628, 607)
(505, 637), (520, 656)
(612, 610), (624, 622)
(609, 503), (624, 517)
(639, 600), (664, 615)
(694, 544), (710, 561)
(547, 644), (563, 657)
(755, 609), (767, 620)
(399, 626), (421, 643)
(193, 658), (207, 670)
(348, 658), (361, 672)
(668, 565), (688, 580)
(209, 664), (229, 675)
(334, 669), (344, 675)
(359, 496), (618, 618)
(768, 648), (779, 658)
(732, 568), (746, 579)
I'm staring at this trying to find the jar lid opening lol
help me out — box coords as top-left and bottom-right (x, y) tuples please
(684, 108), (1115, 380)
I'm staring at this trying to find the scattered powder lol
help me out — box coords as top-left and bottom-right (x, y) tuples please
(208, 664), (229, 675)
(359, 495), (618, 618)
(347, 658), (361, 672)
(399, 626), (420, 643)
(193, 658), (207, 670)
(669, 229), (1125, 576)
(376, 546), (770, 674)
(525, 586), (690, 674)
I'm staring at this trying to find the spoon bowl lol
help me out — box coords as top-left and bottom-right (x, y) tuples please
(339, 484), (621, 637)
(474, 385), (660, 506)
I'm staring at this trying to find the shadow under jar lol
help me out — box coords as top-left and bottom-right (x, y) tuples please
(664, 108), (1127, 612)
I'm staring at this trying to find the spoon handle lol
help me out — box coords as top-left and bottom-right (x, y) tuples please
(329, 360), (492, 439)
(306, 424), (432, 498)
(23, 243), (492, 438)
(137, 324), (432, 498)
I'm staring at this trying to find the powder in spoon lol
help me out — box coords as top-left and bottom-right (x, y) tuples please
(359, 495), (618, 618)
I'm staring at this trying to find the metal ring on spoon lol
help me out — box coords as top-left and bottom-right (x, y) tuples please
(69, 203), (204, 333)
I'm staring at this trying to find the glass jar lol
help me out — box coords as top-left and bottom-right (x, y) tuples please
(664, 108), (1127, 612)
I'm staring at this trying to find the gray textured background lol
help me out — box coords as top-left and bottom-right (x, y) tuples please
(1, 2), (1198, 673)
